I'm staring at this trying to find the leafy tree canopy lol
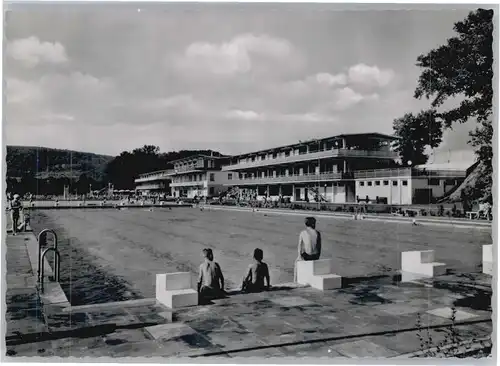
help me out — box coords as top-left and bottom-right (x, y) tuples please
(393, 110), (443, 166)
(393, 9), (493, 203)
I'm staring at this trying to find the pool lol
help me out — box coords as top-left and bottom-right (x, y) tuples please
(29, 207), (491, 306)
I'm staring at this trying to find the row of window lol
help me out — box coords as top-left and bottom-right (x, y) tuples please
(359, 180), (408, 187)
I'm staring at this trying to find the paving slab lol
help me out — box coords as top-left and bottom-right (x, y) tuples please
(426, 307), (479, 322)
(281, 341), (346, 357)
(269, 296), (317, 307)
(145, 323), (197, 341)
(332, 339), (400, 358)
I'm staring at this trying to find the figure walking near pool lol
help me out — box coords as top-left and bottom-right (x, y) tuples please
(241, 248), (270, 293)
(197, 248), (225, 303)
(294, 217), (322, 282)
(9, 194), (23, 236)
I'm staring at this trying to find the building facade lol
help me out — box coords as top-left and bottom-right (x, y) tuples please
(168, 154), (231, 198)
(134, 169), (172, 196)
(136, 133), (470, 205)
(221, 133), (468, 205)
(221, 133), (399, 203)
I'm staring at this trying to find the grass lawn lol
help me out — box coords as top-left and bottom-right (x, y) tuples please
(29, 207), (491, 305)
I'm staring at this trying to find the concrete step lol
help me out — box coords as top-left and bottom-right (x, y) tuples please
(310, 274), (342, 290)
(158, 289), (198, 309)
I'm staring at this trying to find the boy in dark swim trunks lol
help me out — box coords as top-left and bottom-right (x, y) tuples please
(242, 248), (270, 293)
(197, 248), (225, 303)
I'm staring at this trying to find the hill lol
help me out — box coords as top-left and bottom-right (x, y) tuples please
(6, 145), (114, 181)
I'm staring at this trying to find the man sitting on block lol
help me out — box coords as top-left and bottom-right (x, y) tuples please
(294, 217), (322, 282)
(197, 248), (225, 303)
(242, 248), (270, 293)
(299, 217), (322, 261)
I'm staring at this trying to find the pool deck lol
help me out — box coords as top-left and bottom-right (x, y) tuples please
(4, 230), (493, 359)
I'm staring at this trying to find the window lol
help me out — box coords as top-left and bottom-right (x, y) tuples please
(209, 187), (215, 195)
(428, 178), (440, 186)
(333, 182), (338, 187)
(210, 173), (215, 182)
(228, 173), (232, 180)
(392, 181), (398, 186)
(367, 181), (373, 186)
(375, 181), (381, 186)
(402, 180), (408, 186)
(383, 180), (389, 186)
(360, 181), (365, 186)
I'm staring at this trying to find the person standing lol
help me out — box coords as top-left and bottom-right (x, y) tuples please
(9, 194), (23, 236)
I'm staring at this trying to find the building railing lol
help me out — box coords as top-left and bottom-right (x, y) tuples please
(136, 183), (166, 190)
(354, 168), (467, 179)
(225, 172), (346, 185)
(170, 181), (206, 187)
(222, 148), (398, 171)
(171, 164), (206, 174)
(135, 170), (173, 183)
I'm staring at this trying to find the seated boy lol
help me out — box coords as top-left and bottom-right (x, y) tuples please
(197, 248), (225, 303)
(242, 248), (270, 293)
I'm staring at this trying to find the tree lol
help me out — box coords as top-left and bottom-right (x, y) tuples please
(394, 9), (493, 202)
(393, 110), (443, 166)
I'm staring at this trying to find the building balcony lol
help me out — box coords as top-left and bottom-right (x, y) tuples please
(222, 148), (398, 171)
(170, 181), (207, 187)
(354, 168), (467, 179)
(136, 183), (167, 190)
(224, 172), (347, 186)
(135, 171), (173, 183)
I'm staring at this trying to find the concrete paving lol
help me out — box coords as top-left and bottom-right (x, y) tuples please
(4, 209), (493, 359)
(4, 230), (492, 359)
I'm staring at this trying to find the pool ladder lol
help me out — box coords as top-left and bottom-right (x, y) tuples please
(37, 229), (61, 293)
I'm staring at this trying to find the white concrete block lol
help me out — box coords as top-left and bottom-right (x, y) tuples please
(296, 259), (341, 291)
(420, 250), (435, 264)
(482, 245), (493, 263)
(156, 272), (198, 309)
(309, 274), (342, 290)
(483, 261), (493, 276)
(157, 289), (198, 309)
(401, 250), (446, 282)
(156, 272), (192, 294)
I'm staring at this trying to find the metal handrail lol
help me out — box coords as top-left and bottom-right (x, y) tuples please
(37, 229), (58, 282)
(39, 247), (61, 293)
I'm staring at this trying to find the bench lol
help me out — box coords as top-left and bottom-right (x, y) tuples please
(466, 211), (479, 220)
(156, 272), (198, 309)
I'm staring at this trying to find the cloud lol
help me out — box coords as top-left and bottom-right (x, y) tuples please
(225, 109), (264, 121)
(7, 36), (68, 68)
(5, 72), (119, 127)
(6, 77), (43, 104)
(348, 63), (395, 88)
(41, 113), (75, 122)
(314, 72), (348, 87)
(331, 87), (379, 111)
(224, 109), (336, 124)
(172, 33), (301, 78)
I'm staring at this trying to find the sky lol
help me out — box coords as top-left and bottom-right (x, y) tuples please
(4, 4), (481, 163)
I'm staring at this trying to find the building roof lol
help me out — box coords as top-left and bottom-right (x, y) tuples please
(414, 162), (473, 171)
(230, 132), (398, 159)
(169, 154), (230, 165)
(138, 169), (173, 178)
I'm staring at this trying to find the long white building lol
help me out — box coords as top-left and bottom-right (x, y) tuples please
(135, 133), (470, 204)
